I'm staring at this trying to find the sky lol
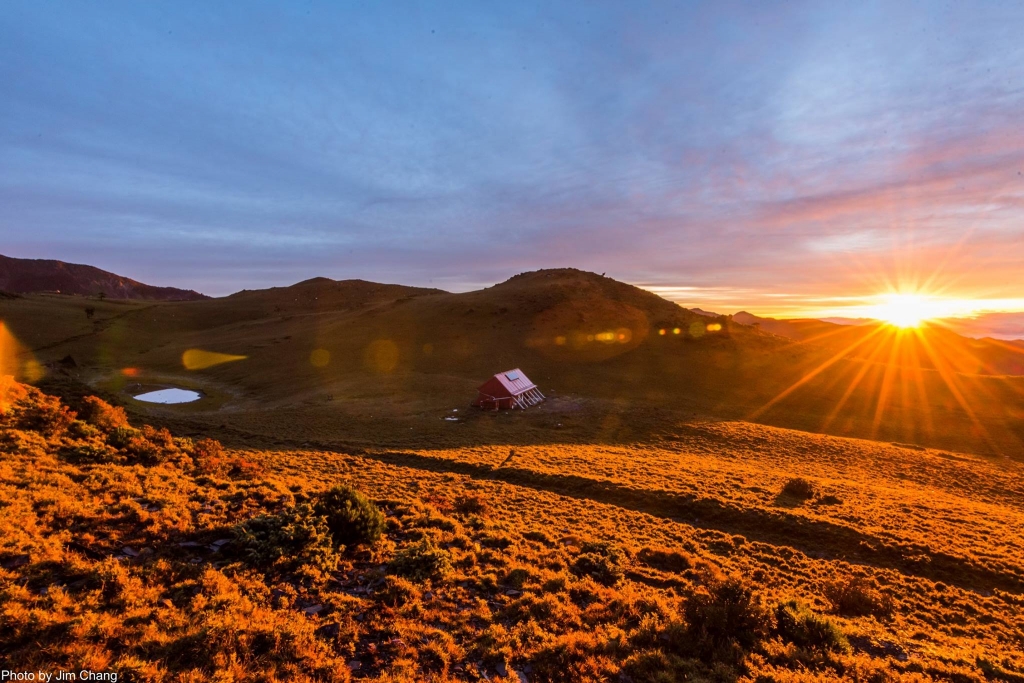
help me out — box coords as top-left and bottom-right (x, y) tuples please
(2, 1), (1024, 328)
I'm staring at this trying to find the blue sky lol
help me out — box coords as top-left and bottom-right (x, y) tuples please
(2, 1), (1023, 319)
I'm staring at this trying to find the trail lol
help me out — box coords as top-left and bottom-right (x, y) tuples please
(30, 304), (157, 354)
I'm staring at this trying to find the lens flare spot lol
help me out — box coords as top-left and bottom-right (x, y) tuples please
(658, 329), (666, 336)
(689, 321), (705, 338)
(672, 328), (681, 335)
(310, 349), (331, 367)
(422, 343), (434, 356)
(554, 336), (566, 346)
(365, 339), (399, 373)
(706, 323), (723, 332)
(182, 349), (247, 370)
(0, 322), (43, 382)
(122, 367), (141, 377)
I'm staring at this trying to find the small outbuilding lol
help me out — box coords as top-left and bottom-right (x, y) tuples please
(472, 368), (545, 410)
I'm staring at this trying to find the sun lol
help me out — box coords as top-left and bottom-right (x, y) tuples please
(874, 293), (930, 328)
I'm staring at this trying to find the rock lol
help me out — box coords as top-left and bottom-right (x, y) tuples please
(178, 541), (203, 548)
(121, 547), (140, 557)
(347, 661), (362, 671)
(303, 604), (324, 615)
(211, 538), (232, 547)
(2, 553), (30, 569)
(315, 623), (340, 638)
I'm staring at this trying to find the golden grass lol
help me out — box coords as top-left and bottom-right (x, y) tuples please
(3, 380), (1022, 681)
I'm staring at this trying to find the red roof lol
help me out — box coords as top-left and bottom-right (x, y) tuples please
(477, 368), (537, 398)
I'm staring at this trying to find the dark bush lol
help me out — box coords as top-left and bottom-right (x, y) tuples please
(454, 493), (488, 515)
(571, 541), (624, 586)
(314, 484), (385, 548)
(80, 396), (128, 432)
(192, 438), (225, 473)
(374, 575), (420, 608)
(389, 539), (452, 582)
(824, 577), (894, 619)
(681, 574), (771, 664)
(17, 392), (76, 435)
(781, 477), (816, 500)
(775, 600), (849, 653)
(637, 546), (693, 573)
(234, 503), (338, 584)
(504, 567), (533, 589)
(107, 426), (139, 450)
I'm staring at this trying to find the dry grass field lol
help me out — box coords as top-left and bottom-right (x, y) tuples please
(2, 379), (1023, 682)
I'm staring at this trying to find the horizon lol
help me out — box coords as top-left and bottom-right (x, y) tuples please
(3, 2), (1024, 333)
(5, 251), (1024, 341)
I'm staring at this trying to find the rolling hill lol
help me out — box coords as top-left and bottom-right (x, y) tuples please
(1, 268), (1023, 457)
(0, 253), (208, 300)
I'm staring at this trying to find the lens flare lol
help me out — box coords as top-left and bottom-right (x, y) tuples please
(182, 349), (247, 370)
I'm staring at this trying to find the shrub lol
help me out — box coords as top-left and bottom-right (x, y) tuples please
(16, 392), (76, 435)
(781, 477), (816, 500)
(681, 574), (771, 664)
(107, 426), (139, 450)
(375, 575), (421, 608)
(824, 577), (894, 619)
(314, 484), (385, 548)
(524, 529), (552, 544)
(80, 396), (129, 432)
(775, 600), (849, 653)
(389, 539), (452, 582)
(192, 438), (225, 471)
(504, 567), (533, 589)
(62, 443), (121, 464)
(570, 541), (624, 586)
(234, 504), (339, 584)
(454, 493), (488, 515)
(529, 631), (616, 683)
(637, 546), (693, 573)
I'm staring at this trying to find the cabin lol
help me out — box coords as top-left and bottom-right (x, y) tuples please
(472, 368), (545, 410)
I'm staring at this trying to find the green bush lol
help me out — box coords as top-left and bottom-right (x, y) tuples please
(234, 503), (339, 584)
(775, 600), (849, 653)
(314, 485), (385, 548)
(107, 426), (139, 450)
(570, 541), (624, 586)
(389, 539), (452, 582)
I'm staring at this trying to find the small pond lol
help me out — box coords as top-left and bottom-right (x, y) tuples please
(133, 388), (202, 404)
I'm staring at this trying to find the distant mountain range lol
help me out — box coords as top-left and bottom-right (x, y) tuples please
(0, 254), (207, 301)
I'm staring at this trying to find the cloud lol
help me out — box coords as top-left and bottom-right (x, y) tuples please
(0, 1), (1023, 310)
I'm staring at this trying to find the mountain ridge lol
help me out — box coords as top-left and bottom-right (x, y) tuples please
(0, 254), (208, 301)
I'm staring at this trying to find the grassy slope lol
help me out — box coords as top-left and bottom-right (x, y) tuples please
(2, 380), (1022, 682)
(3, 268), (1022, 456)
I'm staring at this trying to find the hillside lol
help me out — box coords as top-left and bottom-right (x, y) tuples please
(0, 254), (208, 301)
(3, 379), (1022, 681)
(1, 268), (1023, 457)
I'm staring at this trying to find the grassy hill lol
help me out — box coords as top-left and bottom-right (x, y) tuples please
(2, 379), (1022, 681)
(0, 254), (208, 301)
(1, 268), (1023, 457)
